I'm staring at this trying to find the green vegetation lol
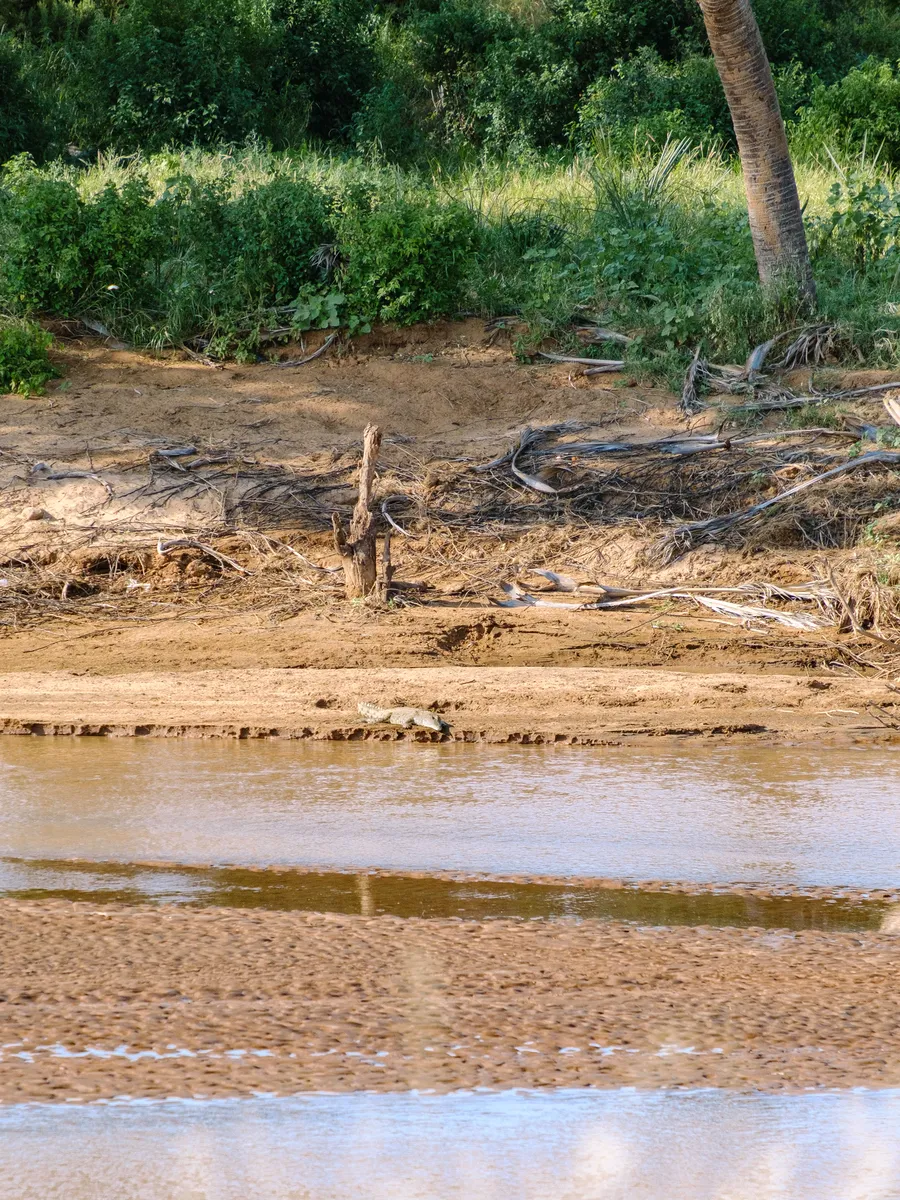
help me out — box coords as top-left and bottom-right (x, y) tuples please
(1, 141), (899, 366)
(1, 0), (900, 366)
(2, 0), (899, 164)
(0, 317), (57, 394)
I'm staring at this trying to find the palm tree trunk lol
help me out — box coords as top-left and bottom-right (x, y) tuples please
(698, 0), (816, 304)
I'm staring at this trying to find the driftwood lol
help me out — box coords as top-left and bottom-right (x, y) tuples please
(332, 424), (384, 599)
(681, 323), (900, 417)
(377, 526), (394, 602)
(498, 577), (836, 631)
(537, 351), (625, 370)
(681, 347), (705, 414)
(156, 537), (250, 574)
(273, 332), (338, 369)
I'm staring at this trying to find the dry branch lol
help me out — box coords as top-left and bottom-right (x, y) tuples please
(537, 351), (625, 369)
(332, 424), (383, 599)
(655, 450), (900, 562)
(273, 332), (338, 369)
(156, 537), (250, 574)
(498, 575), (836, 631)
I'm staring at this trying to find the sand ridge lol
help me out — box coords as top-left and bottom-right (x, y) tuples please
(1, 902), (900, 1101)
(0, 665), (897, 745)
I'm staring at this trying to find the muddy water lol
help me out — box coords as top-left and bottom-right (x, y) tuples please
(2, 1089), (899, 1200)
(0, 857), (891, 930)
(1, 739), (899, 887)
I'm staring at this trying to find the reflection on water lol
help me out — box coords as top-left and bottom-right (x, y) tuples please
(0, 857), (890, 931)
(1, 739), (899, 886)
(1, 1089), (899, 1200)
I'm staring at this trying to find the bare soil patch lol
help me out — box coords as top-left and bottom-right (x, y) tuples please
(1, 322), (899, 738)
(0, 664), (896, 744)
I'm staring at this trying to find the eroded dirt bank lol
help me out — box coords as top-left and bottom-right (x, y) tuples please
(1, 322), (899, 741)
(0, 664), (896, 743)
(1, 901), (899, 1101)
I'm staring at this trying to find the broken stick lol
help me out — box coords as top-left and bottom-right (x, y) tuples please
(332, 424), (384, 600)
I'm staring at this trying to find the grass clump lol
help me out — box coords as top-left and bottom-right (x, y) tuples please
(0, 317), (57, 395)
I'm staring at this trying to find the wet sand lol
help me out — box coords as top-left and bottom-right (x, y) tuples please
(0, 665), (897, 745)
(2, 900), (900, 1101)
(3, 857), (893, 931)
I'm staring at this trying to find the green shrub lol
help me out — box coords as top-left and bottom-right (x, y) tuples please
(795, 59), (900, 166)
(338, 194), (479, 323)
(269, 0), (375, 142)
(0, 36), (44, 164)
(0, 318), (58, 395)
(577, 50), (731, 149)
(2, 0), (900, 164)
(352, 19), (436, 163)
(811, 173), (900, 266)
(180, 175), (334, 312)
(577, 50), (810, 151)
(76, 0), (271, 151)
(0, 161), (174, 316)
(0, 160), (86, 312)
(81, 178), (172, 296)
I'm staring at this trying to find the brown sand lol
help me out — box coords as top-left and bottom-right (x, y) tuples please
(1, 330), (898, 1105)
(0, 663), (895, 745)
(2, 327), (899, 742)
(1, 901), (899, 1101)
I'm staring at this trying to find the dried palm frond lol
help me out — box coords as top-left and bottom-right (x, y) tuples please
(774, 324), (840, 370)
(653, 450), (900, 563)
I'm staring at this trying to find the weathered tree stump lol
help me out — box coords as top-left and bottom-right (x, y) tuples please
(376, 524), (394, 603)
(332, 423), (384, 600)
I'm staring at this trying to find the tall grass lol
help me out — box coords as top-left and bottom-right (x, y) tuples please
(1, 141), (899, 370)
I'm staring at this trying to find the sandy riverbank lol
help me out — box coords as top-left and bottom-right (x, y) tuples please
(1, 900), (899, 1101)
(0, 663), (896, 744)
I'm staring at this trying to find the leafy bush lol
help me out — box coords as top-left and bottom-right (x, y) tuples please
(81, 178), (172, 297)
(0, 161), (171, 315)
(338, 194), (479, 323)
(577, 50), (731, 149)
(0, 161), (86, 312)
(352, 19), (439, 163)
(0, 37), (37, 164)
(795, 59), (900, 166)
(811, 173), (900, 266)
(183, 175), (334, 311)
(578, 50), (811, 151)
(0, 318), (58, 395)
(269, 0), (375, 142)
(1, 138), (899, 373)
(75, 0), (271, 151)
(2, 0), (900, 162)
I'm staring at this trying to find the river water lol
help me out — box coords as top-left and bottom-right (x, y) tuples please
(2, 736), (899, 1196)
(1, 1088), (899, 1200)
(1, 738), (898, 888)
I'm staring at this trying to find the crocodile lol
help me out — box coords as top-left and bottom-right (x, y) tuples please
(357, 702), (450, 733)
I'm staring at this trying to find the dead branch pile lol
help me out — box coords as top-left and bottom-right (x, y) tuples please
(429, 422), (898, 553)
(496, 574), (840, 632)
(9, 414), (900, 573)
(680, 324), (900, 418)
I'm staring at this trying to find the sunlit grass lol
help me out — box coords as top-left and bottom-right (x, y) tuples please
(5, 139), (900, 365)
